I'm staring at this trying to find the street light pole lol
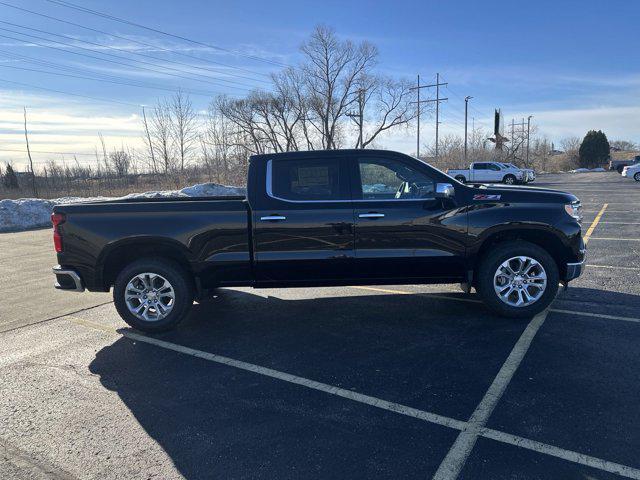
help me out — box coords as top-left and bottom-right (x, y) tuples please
(526, 115), (533, 168)
(464, 96), (472, 163)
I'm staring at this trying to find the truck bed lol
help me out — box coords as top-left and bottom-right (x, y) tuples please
(53, 197), (252, 291)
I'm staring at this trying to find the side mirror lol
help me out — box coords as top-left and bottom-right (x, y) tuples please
(435, 183), (455, 198)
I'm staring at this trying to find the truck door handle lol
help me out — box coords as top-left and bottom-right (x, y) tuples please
(358, 213), (385, 219)
(260, 215), (287, 221)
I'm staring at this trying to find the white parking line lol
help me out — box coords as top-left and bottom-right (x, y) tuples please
(588, 237), (640, 242)
(598, 222), (640, 225)
(551, 309), (640, 324)
(350, 286), (640, 324)
(68, 316), (640, 480)
(432, 310), (549, 479)
(588, 264), (640, 271)
(481, 428), (640, 479)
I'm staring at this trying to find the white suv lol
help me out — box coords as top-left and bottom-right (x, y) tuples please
(622, 163), (640, 182)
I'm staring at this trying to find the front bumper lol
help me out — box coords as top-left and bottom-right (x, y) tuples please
(53, 265), (85, 292)
(565, 258), (585, 282)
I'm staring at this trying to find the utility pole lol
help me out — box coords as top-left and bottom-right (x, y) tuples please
(410, 73), (448, 160)
(464, 96), (473, 162)
(526, 115), (533, 168)
(433, 73), (448, 160)
(23, 106), (38, 197)
(346, 88), (365, 148)
(409, 75), (425, 158)
(511, 118), (515, 145)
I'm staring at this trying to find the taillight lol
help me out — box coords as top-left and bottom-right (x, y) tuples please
(51, 213), (66, 253)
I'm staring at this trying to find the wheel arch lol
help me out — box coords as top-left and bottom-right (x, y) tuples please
(98, 237), (193, 290)
(471, 226), (572, 282)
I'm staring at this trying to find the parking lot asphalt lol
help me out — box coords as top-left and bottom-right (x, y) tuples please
(1, 172), (639, 479)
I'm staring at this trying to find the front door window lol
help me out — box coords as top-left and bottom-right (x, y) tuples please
(358, 158), (435, 200)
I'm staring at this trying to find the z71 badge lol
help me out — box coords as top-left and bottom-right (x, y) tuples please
(473, 194), (501, 201)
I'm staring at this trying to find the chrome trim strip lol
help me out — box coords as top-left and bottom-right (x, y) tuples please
(52, 266), (85, 292)
(358, 213), (385, 218)
(567, 259), (586, 267)
(260, 215), (287, 221)
(265, 159), (435, 204)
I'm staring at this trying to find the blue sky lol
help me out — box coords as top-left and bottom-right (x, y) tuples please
(1, 0), (639, 167)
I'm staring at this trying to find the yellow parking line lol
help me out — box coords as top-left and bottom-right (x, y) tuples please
(68, 316), (118, 334)
(350, 286), (481, 304)
(350, 285), (412, 295)
(583, 204), (608, 245)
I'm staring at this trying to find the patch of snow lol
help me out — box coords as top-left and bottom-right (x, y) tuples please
(570, 167), (608, 173)
(0, 183), (244, 233)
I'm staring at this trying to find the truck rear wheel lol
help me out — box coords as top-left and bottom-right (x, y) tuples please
(113, 258), (194, 332)
(476, 241), (559, 318)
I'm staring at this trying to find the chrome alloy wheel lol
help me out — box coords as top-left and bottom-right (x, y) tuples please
(125, 272), (175, 321)
(493, 256), (547, 307)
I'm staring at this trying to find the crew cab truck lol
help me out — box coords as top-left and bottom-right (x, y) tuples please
(448, 162), (525, 185)
(52, 150), (585, 332)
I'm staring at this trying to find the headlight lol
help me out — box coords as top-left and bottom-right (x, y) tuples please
(564, 202), (582, 222)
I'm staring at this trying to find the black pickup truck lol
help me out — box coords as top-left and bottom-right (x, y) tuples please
(52, 149), (585, 332)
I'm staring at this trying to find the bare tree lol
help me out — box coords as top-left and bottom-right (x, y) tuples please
(360, 76), (416, 148)
(109, 150), (131, 177)
(141, 106), (158, 173)
(150, 98), (174, 173)
(300, 25), (378, 149)
(609, 139), (637, 151)
(560, 136), (581, 154)
(170, 90), (198, 172)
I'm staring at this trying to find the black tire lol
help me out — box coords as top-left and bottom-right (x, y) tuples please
(503, 174), (516, 185)
(476, 241), (559, 318)
(634, 172), (640, 182)
(113, 258), (194, 332)
(617, 166), (624, 174)
(455, 175), (466, 183)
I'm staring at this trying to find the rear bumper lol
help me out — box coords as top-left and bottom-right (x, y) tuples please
(52, 265), (85, 292)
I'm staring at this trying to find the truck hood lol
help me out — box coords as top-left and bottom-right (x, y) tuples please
(468, 183), (578, 204)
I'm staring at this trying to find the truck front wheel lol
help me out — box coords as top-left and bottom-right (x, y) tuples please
(476, 241), (559, 318)
(503, 174), (516, 185)
(113, 258), (194, 332)
(455, 175), (466, 183)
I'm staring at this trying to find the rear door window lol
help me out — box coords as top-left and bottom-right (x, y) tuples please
(270, 158), (347, 201)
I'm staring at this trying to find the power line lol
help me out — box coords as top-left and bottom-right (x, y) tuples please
(0, 63), (222, 97)
(0, 148), (101, 157)
(0, 19), (267, 89)
(0, 77), (142, 107)
(0, 29), (252, 92)
(0, 1), (273, 80)
(0, 48), (242, 98)
(44, 0), (290, 68)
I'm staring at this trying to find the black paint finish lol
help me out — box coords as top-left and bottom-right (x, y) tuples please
(53, 149), (584, 292)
